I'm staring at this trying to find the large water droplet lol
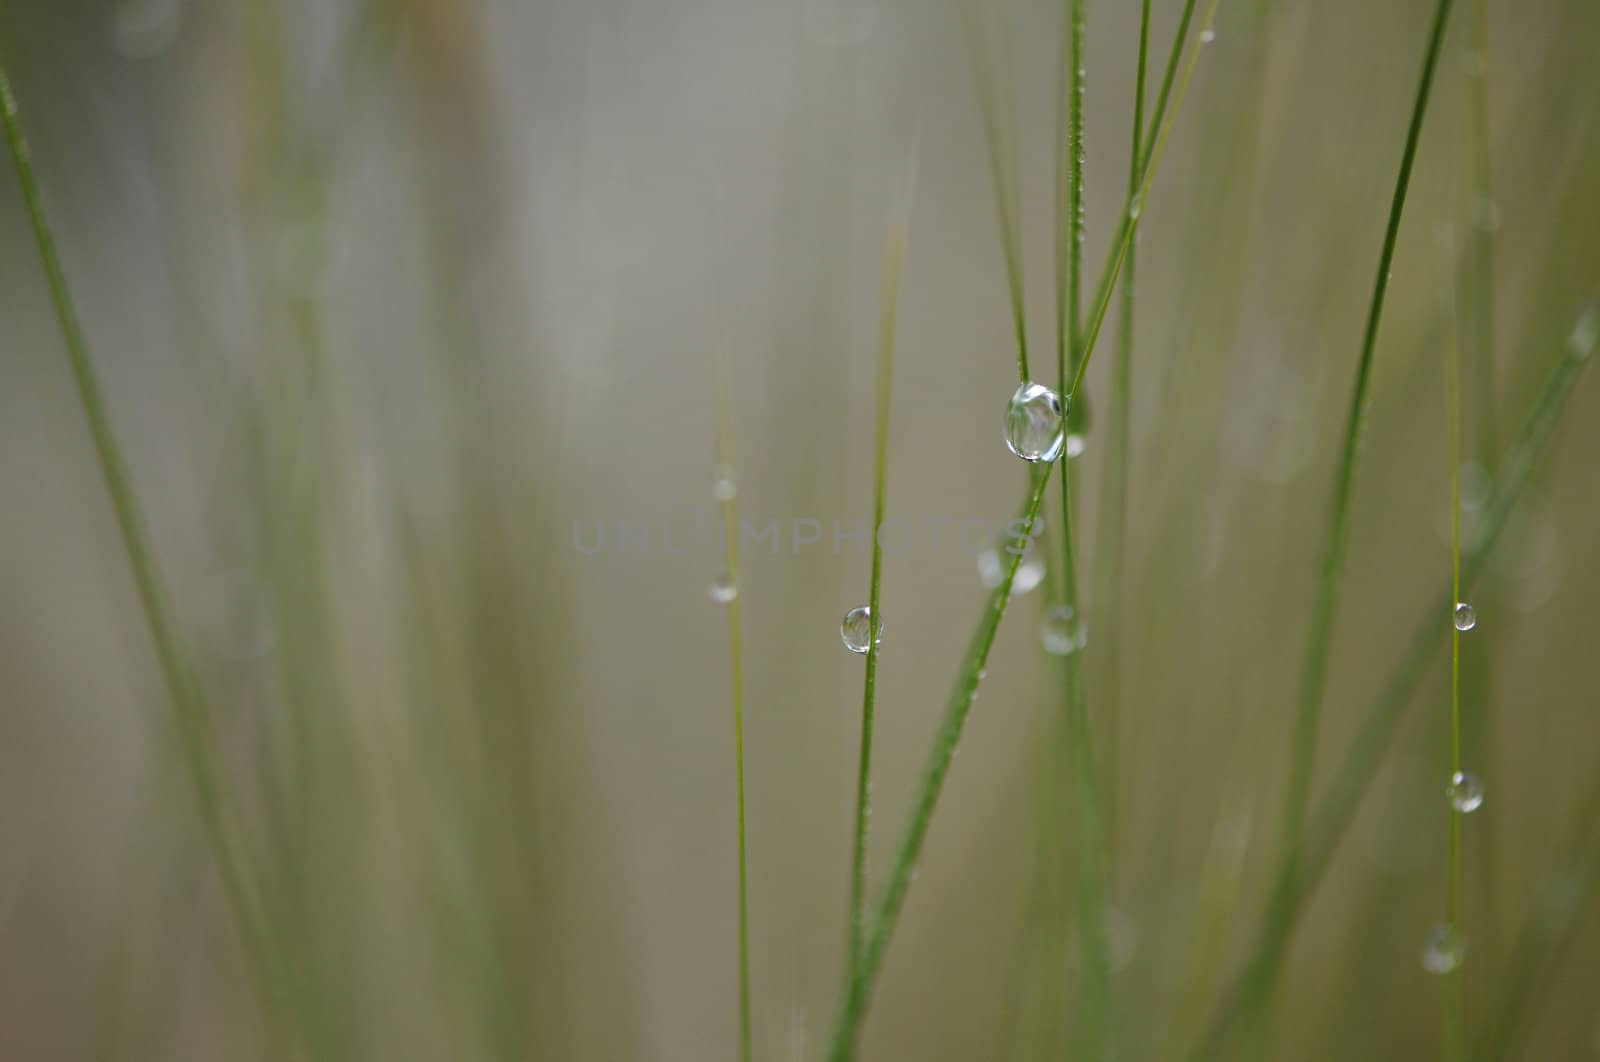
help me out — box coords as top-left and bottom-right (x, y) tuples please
(709, 574), (738, 603)
(1453, 601), (1477, 631)
(1447, 771), (1484, 813)
(1041, 604), (1086, 655)
(977, 532), (1046, 596)
(840, 606), (882, 654)
(1005, 382), (1066, 463)
(1421, 923), (1466, 974)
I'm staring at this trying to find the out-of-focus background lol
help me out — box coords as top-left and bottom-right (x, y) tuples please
(2, 0), (1598, 1058)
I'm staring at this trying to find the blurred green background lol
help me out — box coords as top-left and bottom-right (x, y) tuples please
(1, 0), (1597, 1058)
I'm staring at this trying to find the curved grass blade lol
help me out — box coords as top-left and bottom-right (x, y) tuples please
(1276, 0), (1456, 876)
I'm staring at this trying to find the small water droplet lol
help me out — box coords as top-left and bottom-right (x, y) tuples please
(1041, 605), (1086, 655)
(977, 532), (1046, 596)
(1199, 28), (1216, 43)
(1004, 381), (1066, 463)
(1453, 601), (1476, 631)
(1065, 433), (1087, 459)
(709, 574), (738, 603)
(1569, 300), (1599, 360)
(713, 465), (737, 502)
(1421, 923), (1466, 974)
(1447, 771), (1484, 813)
(840, 606), (882, 654)
(1127, 196), (1143, 221)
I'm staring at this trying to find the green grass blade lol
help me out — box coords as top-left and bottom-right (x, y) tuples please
(1440, 225), (1467, 1062)
(1069, 0), (1219, 401)
(1051, 0), (1113, 1055)
(1188, 315), (1597, 1058)
(962, 0), (1030, 382)
(1094, 0), (1153, 855)
(826, 464), (1057, 1061)
(1276, 0), (1456, 872)
(846, 189), (913, 982)
(711, 343), (752, 1062)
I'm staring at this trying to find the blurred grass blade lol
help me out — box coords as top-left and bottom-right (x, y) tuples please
(1469, 773), (1600, 1062)
(1189, 313), (1597, 1059)
(0, 64), (281, 1030)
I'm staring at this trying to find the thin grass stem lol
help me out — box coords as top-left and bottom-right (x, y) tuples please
(845, 189), (913, 986)
(1068, 0), (1219, 402)
(1442, 242), (1466, 1062)
(1094, 0), (1153, 857)
(711, 345), (752, 1062)
(962, 0), (1030, 382)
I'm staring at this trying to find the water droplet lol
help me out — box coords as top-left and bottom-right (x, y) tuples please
(1041, 605), (1086, 655)
(977, 532), (1046, 596)
(1199, 28), (1216, 43)
(1065, 433), (1087, 459)
(1447, 771), (1484, 813)
(1421, 923), (1466, 974)
(840, 606), (882, 654)
(1570, 300), (1599, 360)
(709, 574), (738, 603)
(713, 465), (737, 502)
(1127, 196), (1143, 221)
(1453, 601), (1476, 631)
(1004, 382), (1066, 463)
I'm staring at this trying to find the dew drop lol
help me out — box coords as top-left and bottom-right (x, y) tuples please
(1127, 196), (1144, 221)
(713, 465), (738, 502)
(1004, 382), (1066, 463)
(1421, 923), (1466, 974)
(1065, 433), (1087, 459)
(1447, 770), (1484, 813)
(1570, 300), (1599, 360)
(1453, 601), (1476, 631)
(840, 606), (882, 654)
(978, 533), (1046, 596)
(1199, 28), (1216, 43)
(1041, 605), (1086, 656)
(709, 574), (738, 603)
